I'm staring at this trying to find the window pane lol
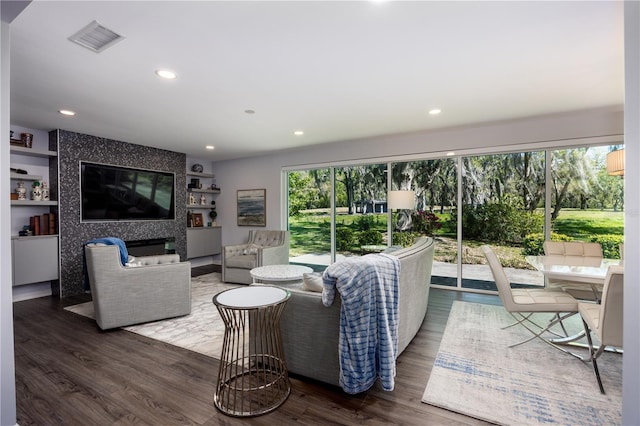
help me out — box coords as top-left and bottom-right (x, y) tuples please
(391, 158), (457, 286)
(550, 145), (624, 258)
(287, 169), (332, 269)
(461, 152), (545, 290)
(334, 164), (388, 258)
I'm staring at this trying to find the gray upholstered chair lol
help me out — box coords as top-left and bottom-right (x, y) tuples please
(84, 245), (191, 330)
(482, 245), (579, 351)
(222, 230), (290, 284)
(579, 265), (624, 394)
(543, 241), (604, 300)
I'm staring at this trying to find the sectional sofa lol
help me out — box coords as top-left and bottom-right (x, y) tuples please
(279, 237), (435, 387)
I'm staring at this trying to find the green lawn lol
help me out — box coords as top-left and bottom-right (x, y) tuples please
(289, 209), (624, 263)
(553, 209), (624, 238)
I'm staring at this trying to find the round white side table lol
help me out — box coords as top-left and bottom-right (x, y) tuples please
(212, 286), (291, 417)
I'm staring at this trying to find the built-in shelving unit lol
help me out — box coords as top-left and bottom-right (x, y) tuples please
(10, 142), (60, 288)
(186, 165), (221, 258)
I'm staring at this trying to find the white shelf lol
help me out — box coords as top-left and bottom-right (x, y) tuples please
(11, 200), (58, 206)
(186, 204), (215, 209)
(11, 234), (59, 240)
(10, 146), (57, 158)
(10, 172), (43, 181)
(187, 171), (216, 178)
(186, 188), (220, 194)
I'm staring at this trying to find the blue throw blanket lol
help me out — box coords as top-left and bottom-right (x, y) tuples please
(322, 253), (400, 394)
(83, 237), (128, 290)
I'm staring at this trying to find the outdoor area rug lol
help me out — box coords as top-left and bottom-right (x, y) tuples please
(65, 273), (240, 359)
(422, 301), (622, 426)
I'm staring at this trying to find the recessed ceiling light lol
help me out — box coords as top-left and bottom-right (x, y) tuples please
(58, 109), (76, 116)
(446, 151), (455, 156)
(155, 69), (177, 79)
(428, 109), (442, 115)
(294, 130), (304, 136)
(205, 145), (214, 150)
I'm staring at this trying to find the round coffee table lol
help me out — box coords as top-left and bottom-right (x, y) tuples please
(250, 264), (313, 284)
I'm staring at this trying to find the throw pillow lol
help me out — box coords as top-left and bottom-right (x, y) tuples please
(125, 256), (144, 267)
(242, 244), (260, 255)
(303, 272), (324, 292)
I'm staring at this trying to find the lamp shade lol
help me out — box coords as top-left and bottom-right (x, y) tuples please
(606, 149), (624, 176)
(388, 190), (415, 210)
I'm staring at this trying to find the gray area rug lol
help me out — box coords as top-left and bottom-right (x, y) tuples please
(65, 273), (240, 358)
(422, 301), (622, 425)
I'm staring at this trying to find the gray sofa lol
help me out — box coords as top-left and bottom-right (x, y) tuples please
(84, 245), (191, 330)
(279, 236), (435, 387)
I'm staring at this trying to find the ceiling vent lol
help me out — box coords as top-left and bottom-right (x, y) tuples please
(68, 20), (124, 53)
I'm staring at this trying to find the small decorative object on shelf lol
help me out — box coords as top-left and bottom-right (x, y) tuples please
(200, 194), (207, 205)
(21, 132), (33, 148)
(18, 225), (32, 237)
(188, 178), (201, 189)
(41, 181), (50, 201)
(191, 164), (204, 173)
(189, 192), (196, 205)
(31, 181), (42, 201)
(193, 213), (204, 227)
(15, 181), (27, 200)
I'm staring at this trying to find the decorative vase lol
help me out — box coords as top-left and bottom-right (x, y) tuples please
(200, 194), (207, 205)
(41, 181), (50, 201)
(31, 181), (42, 201)
(15, 181), (27, 200)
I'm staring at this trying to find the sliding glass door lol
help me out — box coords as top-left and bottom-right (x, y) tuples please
(285, 142), (624, 293)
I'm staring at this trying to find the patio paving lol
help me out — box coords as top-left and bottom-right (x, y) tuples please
(289, 254), (545, 288)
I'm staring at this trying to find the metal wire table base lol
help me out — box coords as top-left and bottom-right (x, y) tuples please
(213, 288), (290, 417)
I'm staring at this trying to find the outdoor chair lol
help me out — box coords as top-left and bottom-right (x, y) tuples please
(481, 245), (580, 353)
(579, 265), (624, 394)
(543, 241), (604, 300)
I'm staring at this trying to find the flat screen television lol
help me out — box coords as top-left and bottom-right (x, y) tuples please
(80, 162), (175, 221)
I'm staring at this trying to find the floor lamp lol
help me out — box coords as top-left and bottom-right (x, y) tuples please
(388, 190), (415, 245)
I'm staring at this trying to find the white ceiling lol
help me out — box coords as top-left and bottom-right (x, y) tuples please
(9, 1), (624, 161)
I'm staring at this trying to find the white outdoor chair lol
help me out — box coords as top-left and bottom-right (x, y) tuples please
(543, 241), (604, 300)
(579, 265), (624, 394)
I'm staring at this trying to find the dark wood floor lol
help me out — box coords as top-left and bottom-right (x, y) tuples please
(13, 284), (501, 425)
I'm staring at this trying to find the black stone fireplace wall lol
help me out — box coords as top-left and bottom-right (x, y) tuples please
(52, 130), (187, 297)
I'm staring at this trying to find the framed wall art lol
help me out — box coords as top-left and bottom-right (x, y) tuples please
(237, 189), (266, 226)
(192, 213), (204, 227)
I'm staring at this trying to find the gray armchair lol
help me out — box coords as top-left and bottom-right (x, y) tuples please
(222, 230), (290, 284)
(84, 245), (191, 330)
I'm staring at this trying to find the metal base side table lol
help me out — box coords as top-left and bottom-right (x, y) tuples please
(212, 286), (291, 417)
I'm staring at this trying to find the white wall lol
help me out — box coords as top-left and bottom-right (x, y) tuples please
(623, 2), (639, 424)
(1, 18), (17, 426)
